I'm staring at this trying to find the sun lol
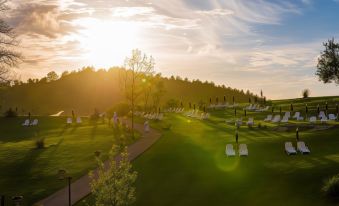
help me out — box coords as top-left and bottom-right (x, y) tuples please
(75, 18), (141, 68)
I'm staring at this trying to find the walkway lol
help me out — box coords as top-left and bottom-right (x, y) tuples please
(35, 122), (161, 206)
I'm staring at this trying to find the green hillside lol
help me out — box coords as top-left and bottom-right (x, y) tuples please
(0, 67), (260, 116)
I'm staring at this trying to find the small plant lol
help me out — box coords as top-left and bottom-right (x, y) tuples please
(4, 108), (17, 118)
(35, 138), (45, 149)
(302, 89), (310, 98)
(322, 174), (339, 199)
(258, 122), (262, 128)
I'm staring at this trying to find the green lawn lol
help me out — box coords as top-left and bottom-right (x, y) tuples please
(0, 116), (137, 205)
(2, 96), (339, 206)
(78, 96), (339, 206)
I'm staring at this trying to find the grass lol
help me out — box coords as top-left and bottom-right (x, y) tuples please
(0, 116), (138, 205)
(77, 96), (339, 206)
(1, 96), (339, 205)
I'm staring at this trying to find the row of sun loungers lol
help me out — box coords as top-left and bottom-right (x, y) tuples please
(245, 104), (269, 112)
(22, 119), (38, 126)
(185, 110), (210, 120)
(225, 144), (248, 156)
(165, 108), (185, 113)
(67, 117), (82, 124)
(208, 103), (239, 109)
(264, 111), (337, 123)
(285, 141), (310, 155)
(134, 111), (164, 120)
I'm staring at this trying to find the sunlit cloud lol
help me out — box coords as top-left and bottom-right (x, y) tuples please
(5, 0), (339, 99)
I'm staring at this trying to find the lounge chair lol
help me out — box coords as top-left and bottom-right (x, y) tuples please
(320, 116), (328, 123)
(264, 115), (272, 122)
(22, 119), (30, 126)
(30, 119), (38, 126)
(319, 111), (325, 118)
(328, 114), (337, 121)
(284, 112), (291, 118)
(239, 144), (248, 156)
(272, 115), (281, 123)
(67, 117), (72, 124)
(285, 142), (297, 155)
(293, 112), (300, 119)
(247, 118), (254, 126)
(281, 116), (289, 123)
(76, 117), (82, 124)
(309, 116), (317, 123)
(297, 141), (310, 154)
(225, 144), (236, 157)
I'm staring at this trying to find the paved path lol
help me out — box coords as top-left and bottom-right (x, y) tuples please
(35, 122), (161, 206)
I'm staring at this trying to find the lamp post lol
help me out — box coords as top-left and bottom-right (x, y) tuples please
(58, 169), (72, 206)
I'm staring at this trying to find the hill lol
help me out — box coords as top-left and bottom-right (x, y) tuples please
(0, 67), (261, 115)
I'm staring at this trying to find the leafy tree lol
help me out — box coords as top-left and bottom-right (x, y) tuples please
(122, 49), (154, 133)
(89, 146), (137, 206)
(302, 89), (310, 98)
(316, 38), (339, 84)
(46, 71), (59, 82)
(0, 1), (21, 83)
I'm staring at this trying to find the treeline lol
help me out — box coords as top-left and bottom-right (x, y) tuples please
(0, 67), (262, 115)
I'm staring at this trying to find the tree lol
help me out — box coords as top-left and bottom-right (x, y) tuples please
(302, 89), (310, 98)
(46, 71), (59, 82)
(89, 146), (137, 206)
(316, 38), (339, 84)
(0, 1), (21, 83)
(123, 49), (154, 133)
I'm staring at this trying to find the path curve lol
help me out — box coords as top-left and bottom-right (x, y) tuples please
(35, 122), (161, 206)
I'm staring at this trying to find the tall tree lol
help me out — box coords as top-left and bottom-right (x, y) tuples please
(46, 71), (59, 82)
(123, 49), (154, 133)
(0, 1), (21, 83)
(89, 147), (137, 206)
(316, 38), (339, 84)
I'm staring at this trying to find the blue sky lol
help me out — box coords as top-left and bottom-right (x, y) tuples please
(6, 0), (339, 99)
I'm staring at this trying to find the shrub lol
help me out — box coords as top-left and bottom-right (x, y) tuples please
(323, 174), (339, 199)
(90, 109), (101, 121)
(302, 89), (310, 98)
(4, 108), (17, 118)
(258, 122), (262, 128)
(35, 138), (45, 149)
(107, 103), (130, 117)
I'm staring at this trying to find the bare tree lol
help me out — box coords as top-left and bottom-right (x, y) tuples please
(0, 0), (21, 83)
(123, 49), (154, 133)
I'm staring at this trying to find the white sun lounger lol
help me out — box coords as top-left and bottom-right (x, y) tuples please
(293, 112), (300, 119)
(320, 116), (328, 122)
(22, 119), (30, 126)
(30, 119), (38, 126)
(247, 118), (254, 126)
(285, 142), (297, 155)
(328, 114), (337, 121)
(297, 141), (310, 154)
(319, 111), (325, 118)
(76, 117), (82, 124)
(67, 117), (72, 124)
(225, 144), (236, 157)
(281, 116), (289, 123)
(284, 112), (291, 118)
(239, 144), (248, 156)
(264, 115), (272, 122)
(272, 115), (281, 123)
(309, 116), (317, 123)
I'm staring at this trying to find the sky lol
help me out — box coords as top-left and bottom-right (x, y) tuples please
(4, 0), (339, 99)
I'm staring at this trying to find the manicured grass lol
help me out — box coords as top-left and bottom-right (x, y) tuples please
(78, 96), (339, 206)
(0, 116), (137, 205)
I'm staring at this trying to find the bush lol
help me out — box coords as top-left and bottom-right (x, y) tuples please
(35, 138), (45, 149)
(90, 109), (101, 121)
(107, 103), (130, 117)
(4, 108), (17, 118)
(323, 174), (339, 199)
(302, 89), (310, 98)
(258, 122), (262, 128)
